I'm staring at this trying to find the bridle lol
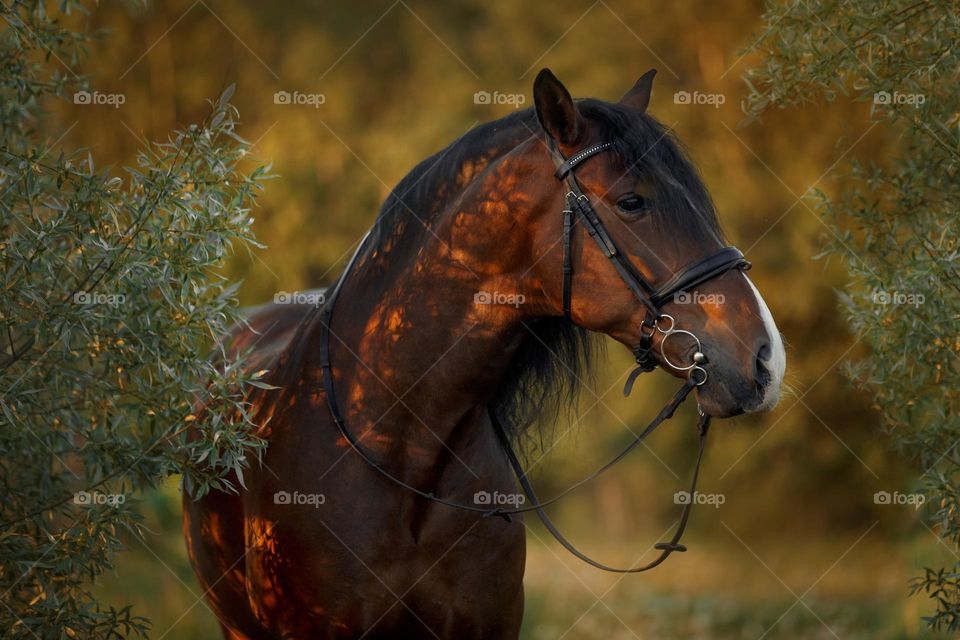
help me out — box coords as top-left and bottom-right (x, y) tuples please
(317, 136), (751, 573)
(553, 139), (749, 381)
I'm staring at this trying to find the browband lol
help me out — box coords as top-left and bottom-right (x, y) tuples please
(553, 142), (613, 179)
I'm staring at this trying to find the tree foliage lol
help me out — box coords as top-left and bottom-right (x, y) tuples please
(744, 0), (960, 630)
(0, 1), (267, 637)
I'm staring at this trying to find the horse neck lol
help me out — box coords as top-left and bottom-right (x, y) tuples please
(302, 136), (551, 481)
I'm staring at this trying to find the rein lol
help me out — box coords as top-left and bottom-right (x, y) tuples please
(317, 137), (751, 573)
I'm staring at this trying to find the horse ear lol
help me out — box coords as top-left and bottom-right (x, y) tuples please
(619, 69), (657, 113)
(533, 68), (583, 145)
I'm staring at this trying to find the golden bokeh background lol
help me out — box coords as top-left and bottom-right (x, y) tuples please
(47, 1), (943, 637)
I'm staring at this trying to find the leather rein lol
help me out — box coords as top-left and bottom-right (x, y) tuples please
(317, 138), (751, 573)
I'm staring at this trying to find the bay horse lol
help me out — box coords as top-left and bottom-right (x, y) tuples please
(183, 69), (785, 639)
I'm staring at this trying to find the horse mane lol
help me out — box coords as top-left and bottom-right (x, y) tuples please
(364, 98), (724, 456)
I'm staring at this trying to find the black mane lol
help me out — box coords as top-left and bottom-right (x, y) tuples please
(366, 99), (724, 455)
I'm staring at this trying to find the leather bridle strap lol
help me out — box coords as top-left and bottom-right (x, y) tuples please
(549, 139), (750, 374)
(553, 142), (614, 180)
(651, 246), (750, 307)
(552, 140), (751, 320)
(494, 400), (711, 573)
(559, 142), (615, 318)
(555, 141), (660, 320)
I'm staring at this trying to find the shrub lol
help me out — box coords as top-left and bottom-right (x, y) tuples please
(744, 0), (960, 630)
(0, 2), (268, 636)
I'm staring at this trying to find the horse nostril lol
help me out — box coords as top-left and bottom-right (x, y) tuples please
(757, 344), (771, 363)
(754, 342), (772, 389)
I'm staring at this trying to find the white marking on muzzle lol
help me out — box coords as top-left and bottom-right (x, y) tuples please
(744, 275), (786, 411)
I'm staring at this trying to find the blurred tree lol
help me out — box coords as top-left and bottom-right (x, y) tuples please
(0, 1), (267, 637)
(744, 0), (960, 631)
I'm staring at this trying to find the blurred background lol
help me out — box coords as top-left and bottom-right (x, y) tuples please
(46, 0), (942, 637)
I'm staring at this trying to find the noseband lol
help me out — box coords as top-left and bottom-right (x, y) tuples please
(318, 137), (752, 573)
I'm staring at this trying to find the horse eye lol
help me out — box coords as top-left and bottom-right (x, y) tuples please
(617, 195), (648, 215)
